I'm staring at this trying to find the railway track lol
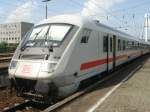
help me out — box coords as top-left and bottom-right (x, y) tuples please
(0, 67), (8, 74)
(3, 100), (32, 112)
(2, 54), (149, 112)
(0, 57), (12, 63)
(0, 85), (8, 90)
(0, 53), (13, 57)
(2, 100), (49, 112)
(0, 66), (10, 88)
(0, 54), (11, 75)
(0, 53), (13, 63)
(0, 67), (10, 92)
(0, 53), (12, 88)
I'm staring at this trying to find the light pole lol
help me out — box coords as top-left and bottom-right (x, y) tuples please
(42, 0), (51, 19)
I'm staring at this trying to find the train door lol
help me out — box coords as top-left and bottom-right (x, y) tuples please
(102, 34), (109, 72)
(112, 35), (116, 70)
(108, 36), (113, 70)
(106, 35), (109, 72)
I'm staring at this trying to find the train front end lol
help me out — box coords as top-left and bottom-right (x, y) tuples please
(8, 21), (78, 102)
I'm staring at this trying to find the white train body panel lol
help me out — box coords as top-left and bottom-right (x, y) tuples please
(8, 14), (150, 101)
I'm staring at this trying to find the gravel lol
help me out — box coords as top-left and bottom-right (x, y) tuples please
(0, 89), (24, 111)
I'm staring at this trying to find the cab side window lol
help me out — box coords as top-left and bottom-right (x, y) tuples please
(81, 29), (91, 43)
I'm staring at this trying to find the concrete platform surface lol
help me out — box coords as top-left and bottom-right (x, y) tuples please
(94, 58), (150, 112)
(56, 55), (150, 112)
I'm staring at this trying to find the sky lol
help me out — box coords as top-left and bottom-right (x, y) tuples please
(0, 0), (150, 39)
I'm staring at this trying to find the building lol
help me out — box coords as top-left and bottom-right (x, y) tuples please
(0, 22), (34, 44)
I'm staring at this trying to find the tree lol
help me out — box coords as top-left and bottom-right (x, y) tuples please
(0, 42), (8, 53)
(0, 42), (8, 48)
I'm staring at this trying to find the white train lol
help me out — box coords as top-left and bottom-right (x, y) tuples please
(8, 14), (150, 102)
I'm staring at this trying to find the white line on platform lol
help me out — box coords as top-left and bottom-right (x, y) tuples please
(87, 65), (142, 112)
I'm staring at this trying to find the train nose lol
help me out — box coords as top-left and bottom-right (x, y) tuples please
(15, 61), (41, 79)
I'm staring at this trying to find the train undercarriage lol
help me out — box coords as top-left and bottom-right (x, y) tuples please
(10, 78), (59, 104)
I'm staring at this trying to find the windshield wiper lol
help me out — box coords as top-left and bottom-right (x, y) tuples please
(49, 43), (53, 52)
(44, 39), (53, 52)
(21, 30), (42, 51)
(45, 28), (54, 52)
(33, 29), (42, 42)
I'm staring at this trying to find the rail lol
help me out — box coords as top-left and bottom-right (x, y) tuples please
(0, 53), (12, 68)
(0, 57), (12, 63)
(0, 53), (13, 57)
(0, 53), (13, 63)
(2, 100), (32, 112)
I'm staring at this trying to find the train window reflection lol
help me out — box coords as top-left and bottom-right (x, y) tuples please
(23, 24), (72, 48)
(29, 25), (49, 40)
(81, 28), (91, 43)
(48, 24), (71, 42)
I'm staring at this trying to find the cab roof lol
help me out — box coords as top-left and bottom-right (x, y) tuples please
(36, 14), (88, 27)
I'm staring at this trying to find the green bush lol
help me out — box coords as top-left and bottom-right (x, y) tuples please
(0, 42), (17, 53)
(0, 42), (8, 48)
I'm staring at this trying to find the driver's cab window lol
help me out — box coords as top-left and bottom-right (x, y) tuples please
(81, 28), (91, 43)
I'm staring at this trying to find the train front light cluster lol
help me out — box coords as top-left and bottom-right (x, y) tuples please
(9, 60), (18, 69)
(40, 63), (57, 73)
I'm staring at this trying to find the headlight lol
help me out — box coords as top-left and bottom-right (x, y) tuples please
(41, 63), (56, 72)
(9, 60), (18, 69)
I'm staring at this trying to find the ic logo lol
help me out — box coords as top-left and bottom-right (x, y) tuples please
(22, 65), (32, 74)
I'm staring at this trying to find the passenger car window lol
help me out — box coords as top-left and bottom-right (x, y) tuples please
(81, 29), (91, 43)
(118, 39), (121, 51)
(103, 35), (108, 52)
(110, 37), (112, 52)
(123, 40), (126, 50)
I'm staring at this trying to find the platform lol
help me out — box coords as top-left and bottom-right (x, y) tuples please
(92, 58), (150, 112)
(55, 55), (150, 112)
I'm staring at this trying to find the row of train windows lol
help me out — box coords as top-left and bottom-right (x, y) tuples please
(103, 36), (114, 52)
(80, 29), (91, 43)
(79, 30), (150, 51)
(103, 36), (149, 52)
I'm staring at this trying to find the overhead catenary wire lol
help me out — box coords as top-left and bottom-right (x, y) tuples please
(88, 0), (125, 29)
(68, 0), (147, 38)
(69, 0), (125, 29)
(0, 0), (148, 39)
(132, 14), (139, 37)
(91, 0), (149, 38)
(109, 0), (150, 14)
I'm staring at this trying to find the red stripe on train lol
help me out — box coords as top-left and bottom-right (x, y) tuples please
(80, 54), (128, 71)
(80, 58), (107, 71)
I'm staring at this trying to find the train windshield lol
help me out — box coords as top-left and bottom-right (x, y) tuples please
(23, 24), (72, 48)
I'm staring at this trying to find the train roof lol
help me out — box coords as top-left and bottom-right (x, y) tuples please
(36, 14), (149, 45)
(36, 14), (88, 28)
